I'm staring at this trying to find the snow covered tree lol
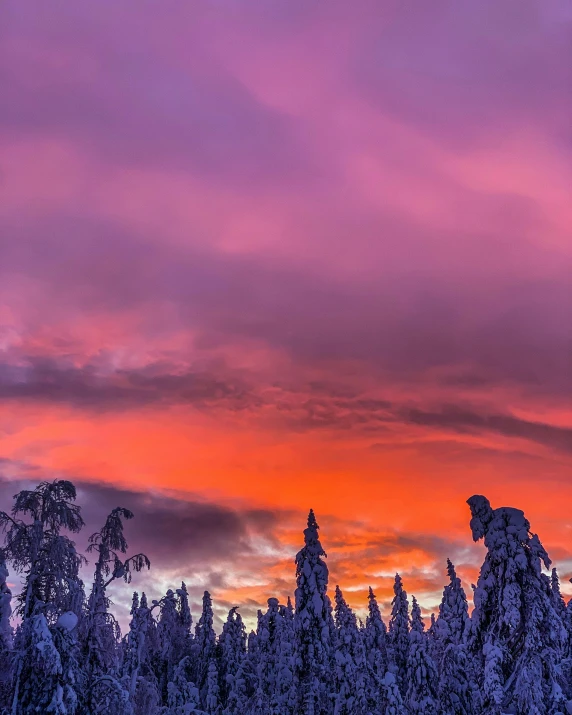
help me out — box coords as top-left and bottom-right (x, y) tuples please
(224, 662), (248, 715)
(244, 599), (297, 715)
(149, 584), (193, 707)
(11, 611), (77, 714)
(4, 482), (572, 715)
(564, 581), (572, 660)
(0, 552), (13, 650)
(247, 606), (271, 712)
(0, 480), (85, 619)
(0, 551), (13, 709)
(294, 509), (335, 715)
(363, 586), (387, 689)
(379, 671), (405, 715)
(551, 568), (567, 620)
(0, 480), (86, 715)
(177, 582), (193, 647)
(405, 596), (439, 714)
(432, 560), (477, 715)
(270, 602), (298, 715)
(162, 656), (201, 715)
(123, 591), (161, 714)
(387, 574), (409, 695)
(155, 589), (182, 702)
(84, 507), (150, 714)
(193, 590), (217, 706)
(205, 659), (221, 714)
(433, 560), (470, 667)
(332, 585), (369, 714)
(466, 494), (568, 715)
(218, 606), (246, 709)
(438, 641), (477, 715)
(250, 596), (301, 713)
(426, 612), (437, 661)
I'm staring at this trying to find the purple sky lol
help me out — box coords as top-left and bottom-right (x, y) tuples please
(0, 0), (571, 626)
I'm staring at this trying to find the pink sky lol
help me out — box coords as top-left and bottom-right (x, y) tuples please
(0, 0), (571, 627)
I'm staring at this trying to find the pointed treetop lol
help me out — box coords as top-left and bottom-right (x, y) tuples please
(551, 568), (559, 589)
(410, 596), (424, 633)
(308, 508), (317, 528)
(367, 586), (384, 621)
(130, 592), (139, 614)
(298, 508), (327, 561)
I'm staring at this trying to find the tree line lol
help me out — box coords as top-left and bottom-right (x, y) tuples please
(0, 479), (570, 714)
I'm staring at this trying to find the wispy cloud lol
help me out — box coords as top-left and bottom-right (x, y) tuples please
(0, 0), (570, 622)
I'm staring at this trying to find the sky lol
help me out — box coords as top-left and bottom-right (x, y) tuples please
(0, 0), (571, 629)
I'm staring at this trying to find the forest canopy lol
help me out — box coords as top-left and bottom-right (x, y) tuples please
(0, 480), (569, 715)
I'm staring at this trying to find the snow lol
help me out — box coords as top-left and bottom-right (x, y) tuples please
(55, 611), (78, 632)
(1, 480), (571, 714)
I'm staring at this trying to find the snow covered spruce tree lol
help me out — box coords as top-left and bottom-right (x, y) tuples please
(152, 584), (194, 706)
(0, 551), (13, 709)
(294, 509), (335, 715)
(0, 480), (86, 715)
(205, 658), (222, 714)
(405, 596), (439, 714)
(123, 591), (161, 715)
(251, 596), (300, 714)
(332, 586), (369, 715)
(162, 655), (201, 715)
(387, 574), (409, 696)
(271, 601), (298, 715)
(551, 568), (567, 622)
(434, 559), (476, 715)
(433, 559), (470, 663)
(250, 598), (283, 712)
(219, 606), (247, 713)
(438, 638), (476, 715)
(363, 586), (387, 702)
(193, 590), (217, 707)
(565, 583), (572, 657)
(84, 507), (150, 714)
(248, 606), (276, 715)
(4, 480), (572, 715)
(247, 606), (270, 713)
(155, 589), (182, 703)
(466, 494), (568, 715)
(378, 670), (405, 715)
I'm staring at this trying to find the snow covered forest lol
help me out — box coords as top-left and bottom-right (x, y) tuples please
(0, 480), (570, 715)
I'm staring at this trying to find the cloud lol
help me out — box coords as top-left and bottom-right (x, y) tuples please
(0, 356), (258, 413)
(403, 405), (572, 454)
(0, 0), (570, 629)
(0, 3), (319, 189)
(1, 206), (569, 404)
(0, 471), (298, 628)
(353, 0), (571, 149)
(0, 350), (569, 462)
(0, 473), (288, 571)
(76, 481), (289, 569)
